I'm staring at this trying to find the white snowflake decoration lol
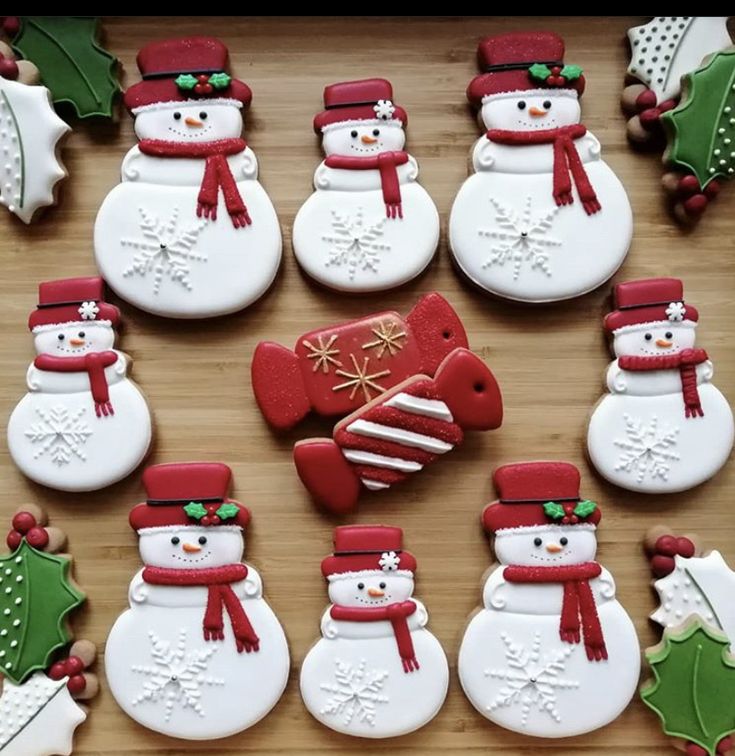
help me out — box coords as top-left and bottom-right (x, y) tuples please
(122, 207), (208, 295)
(322, 209), (390, 280)
(614, 414), (680, 483)
(24, 405), (93, 465)
(479, 196), (562, 280)
(379, 551), (401, 571)
(374, 99), (395, 120)
(130, 629), (225, 722)
(485, 632), (579, 728)
(320, 659), (389, 727)
(77, 301), (99, 320)
(665, 301), (686, 322)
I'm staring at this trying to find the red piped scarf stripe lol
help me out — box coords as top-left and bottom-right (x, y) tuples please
(143, 564), (260, 653)
(486, 124), (601, 215)
(504, 562), (607, 662)
(139, 138), (251, 228)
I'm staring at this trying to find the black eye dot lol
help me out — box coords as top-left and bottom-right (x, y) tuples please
(198, 536), (207, 545)
(534, 537), (543, 547)
(173, 112), (181, 120)
(351, 130), (358, 138)
(517, 100), (526, 110)
(357, 582), (365, 590)
(543, 100), (552, 109)
(199, 112), (208, 120)
(372, 129), (380, 136)
(645, 333), (653, 341)
(665, 332), (673, 339)
(379, 582), (386, 589)
(171, 536), (180, 545)
(57, 334), (65, 341)
(78, 331), (85, 338)
(560, 537), (569, 546)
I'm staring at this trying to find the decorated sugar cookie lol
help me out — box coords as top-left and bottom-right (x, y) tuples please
(7, 277), (152, 492)
(0, 41), (69, 223)
(294, 348), (503, 514)
(449, 32), (632, 303)
(292, 78), (439, 292)
(300, 525), (448, 738)
(587, 278), (734, 494)
(105, 463), (290, 740)
(458, 462), (640, 738)
(94, 37), (281, 318)
(252, 292), (468, 429)
(0, 506), (99, 756)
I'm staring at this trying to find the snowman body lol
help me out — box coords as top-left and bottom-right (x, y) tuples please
(105, 525), (289, 740)
(95, 99), (281, 319)
(587, 319), (734, 493)
(450, 74), (631, 302)
(459, 525), (640, 737)
(7, 321), (151, 492)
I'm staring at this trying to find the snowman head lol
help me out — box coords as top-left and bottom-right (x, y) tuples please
(480, 89), (581, 132)
(138, 525), (244, 569)
(613, 320), (697, 358)
(33, 322), (115, 356)
(494, 524), (597, 567)
(133, 100), (243, 142)
(321, 120), (406, 157)
(327, 570), (415, 607)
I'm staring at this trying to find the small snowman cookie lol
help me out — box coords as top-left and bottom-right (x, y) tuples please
(458, 462), (640, 738)
(300, 525), (448, 738)
(94, 37), (281, 318)
(449, 32), (632, 303)
(292, 78), (439, 292)
(105, 463), (290, 740)
(587, 278), (734, 493)
(7, 277), (152, 492)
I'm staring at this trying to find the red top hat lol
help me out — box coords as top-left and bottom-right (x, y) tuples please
(482, 461), (601, 533)
(321, 525), (417, 577)
(28, 277), (121, 332)
(467, 32), (585, 107)
(129, 462), (250, 530)
(605, 278), (699, 333)
(313, 78), (408, 133)
(124, 37), (252, 113)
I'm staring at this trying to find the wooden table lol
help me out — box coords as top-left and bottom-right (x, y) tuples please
(1, 15), (733, 755)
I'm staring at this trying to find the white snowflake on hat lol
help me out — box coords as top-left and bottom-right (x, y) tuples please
(77, 301), (100, 320)
(373, 99), (395, 120)
(665, 301), (686, 322)
(378, 551), (400, 571)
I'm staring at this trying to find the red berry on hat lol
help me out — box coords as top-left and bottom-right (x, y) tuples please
(6, 530), (22, 550)
(635, 89), (657, 110)
(551, 66), (562, 76)
(683, 193), (709, 216)
(48, 661), (67, 680)
(65, 656), (85, 676)
(67, 674), (87, 694)
(654, 535), (678, 557)
(675, 537), (696, 559)
(651, 554), (676, 578)
(26, 526), (49, 549)
(704, 180), (721, 199)
(210, 515), (221, 525)
(201, 516), (212, 526)
(678, 174), (701, 196)
(12, 512), (37, 534)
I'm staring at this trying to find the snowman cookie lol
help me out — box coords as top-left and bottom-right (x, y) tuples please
(7, 277), (152, 492)
(449, 32), (632, 303)
(94, 37), (281, 318)
(105, 463), (290, 740)
(292, 78), (439, 292)
(587, 278), (734, 493)
(458, 462), (640, 738)
(300, 525), (448, 738)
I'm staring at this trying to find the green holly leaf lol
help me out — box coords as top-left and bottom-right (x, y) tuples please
(216, 503), (240, 521)
(12, 16), (120, 119)
(543, 501), (565, 520)
(662, 48), (735, 188)
(573, 500), (597, 518)
(183, 502), (208, 520)
(208, 72), (232, 89)
(560, 64), (583, 81)
(528, 63), (552, 82)
(0, 540), (84, 684)
(641, 619), (735, 755)
(175, 74), (198, 91)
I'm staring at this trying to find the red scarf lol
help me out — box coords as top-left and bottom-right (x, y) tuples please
(34, 352), (118, 417)
(504, 562), (607, 662)
(143, 565), (260, 654)
(330, 600), (419, 672)
(619, 348), (708, 418)
(324, 151), (409, 219)
(138, 138), (251, 228)
(486, 125), (601, 215)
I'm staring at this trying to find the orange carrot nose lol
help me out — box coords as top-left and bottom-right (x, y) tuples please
(361, 134), (378, 144)
(69, 338), (85, 347)
(367, 587), (385, 597)
(183, 543), (201, 553)
(185, 117), (203, 127)
(656, 339), (673, 348)
(546, 543), (563, 554)
(529, 106), (547, 117)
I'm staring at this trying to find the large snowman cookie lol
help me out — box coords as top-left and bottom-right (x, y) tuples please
(292, 78), (439, 292)
(458, 462), (640, 738)
(7, 277), (152, 492)
(105, 463), (290, 740)
(94, 37), (281, 318)
(449, 32), (632, 303)
(587, 278), (734, 493)
(300, 525), (448, 738)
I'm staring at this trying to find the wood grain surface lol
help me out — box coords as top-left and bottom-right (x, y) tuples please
(1, 15), (733, 755)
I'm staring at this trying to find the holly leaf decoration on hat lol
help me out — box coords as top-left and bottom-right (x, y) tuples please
(215, 503), (240, 521)
(543, 501), (566, 520)
(573, 500), (597, 518)
(174, 73), (198, 91)
(560, 64), (583, 81)
(208, 72), (231, 89)
(183, 501), (208, 520)
(529, 63), (552, 82)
